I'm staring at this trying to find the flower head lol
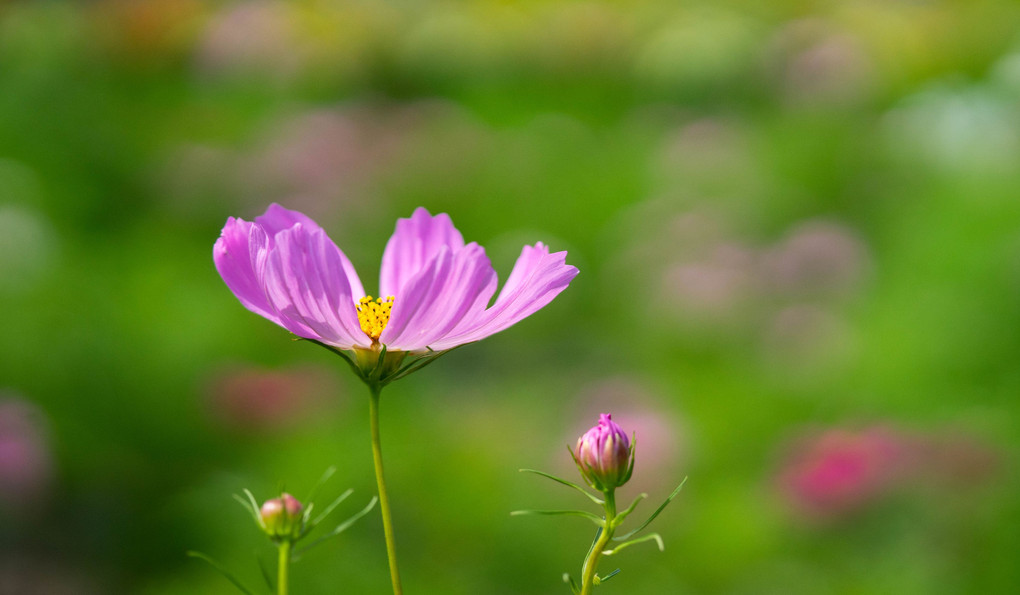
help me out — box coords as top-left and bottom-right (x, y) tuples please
(214, 205), (578, 382)
(260, 492), (304, 540)
(572, 413), (634, 492)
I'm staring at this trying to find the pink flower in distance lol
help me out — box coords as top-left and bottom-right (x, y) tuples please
(214, 204), (578, 354)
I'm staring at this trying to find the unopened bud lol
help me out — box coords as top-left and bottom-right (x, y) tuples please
(260, 492), (304, 540)
(572, 414), (634, 492)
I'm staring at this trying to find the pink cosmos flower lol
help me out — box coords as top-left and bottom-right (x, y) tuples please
(214, 204), (578, 359)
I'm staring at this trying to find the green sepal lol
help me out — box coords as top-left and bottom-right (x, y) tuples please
(518, 468), (604, 505)
(301, 339), (362, 378)
(509, 508), (605, 527)
(612, 477), (686, 542)
(567, 445), (601, 492)
(302, 337), (456, 388)
(563, 573), (581, 594)
(292, 496), (378, 560)
(385, 345), (461, 383)
(187, 551), (258, 595)
(604, 533), (664, 556)
(621, 432), (637, 485)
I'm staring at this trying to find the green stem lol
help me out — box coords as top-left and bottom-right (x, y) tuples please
(369, 385), (403, 595)
(277, 540), (290, 595)
(580, 490), (616, 595)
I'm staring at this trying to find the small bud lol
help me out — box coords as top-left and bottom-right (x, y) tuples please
(260, 492), (304, 540)
(572, 414), (634, 492)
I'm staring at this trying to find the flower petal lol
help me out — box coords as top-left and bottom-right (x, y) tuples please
(380, 243), (497, 352)
(214, 216), (280, 324)
(262, 223), (371, 349)
(379, 207), (465, 298)
(257, 204), (365, 299)
(427, 242), (578, 350)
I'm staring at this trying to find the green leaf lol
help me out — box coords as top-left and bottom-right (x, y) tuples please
(233, 489), (262, 528)
(563, 573), (580, 594)
(510, 508), (604, 526)
(257, 553), (275, 592)
(611, 493), (647, 527)
(612, 477), (686, 542)
(594, 568), (621, 584)
(187, 551), (258, 595)
(310, 488), (353, 528)
(305, 466), (336, 504)
(518, 468), (603, 505)
(292, 496), (378, 560)
(604, 533), (664, 556)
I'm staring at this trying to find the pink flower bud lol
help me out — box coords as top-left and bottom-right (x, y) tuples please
(573, 414), (634, 492)
(260, 492), (304, 539)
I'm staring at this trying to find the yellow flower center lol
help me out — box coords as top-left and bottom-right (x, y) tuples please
(357, 295), (394, 341)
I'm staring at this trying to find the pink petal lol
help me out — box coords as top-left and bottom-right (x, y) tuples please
(256, 203), (321, 237)
(262, 224), (371, 349)
(380, 243), (497, 352)
(427, 243), (578, 350)
(214, 216), (280, 324)
(257, 204), (365, 299)
(379, 207), (465, 298)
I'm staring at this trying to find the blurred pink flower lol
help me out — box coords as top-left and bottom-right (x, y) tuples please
(195, 1), (300, 81)
(0, 397), (53, 510)
(660, 241), (758, 315)
(777, 424), (1001, 523)
(765, 19), (876, 108)
(760, 220), (869, 298)
(204, 365), (339, 433)
(777, 425), (908, 521)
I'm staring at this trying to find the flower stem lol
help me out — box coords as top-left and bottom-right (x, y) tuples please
(580, 490), (616, 595)
(277, 540), (290, 595)
(369, 385), (403, 595)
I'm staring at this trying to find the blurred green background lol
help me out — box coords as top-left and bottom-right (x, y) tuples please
(1, 0), (1019, 593)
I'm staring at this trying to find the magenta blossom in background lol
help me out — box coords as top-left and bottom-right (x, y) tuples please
(777, 426), (907, 521)
(214, 205), (578, 355)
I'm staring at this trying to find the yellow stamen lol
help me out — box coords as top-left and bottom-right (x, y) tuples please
(357, 295), (394, 341)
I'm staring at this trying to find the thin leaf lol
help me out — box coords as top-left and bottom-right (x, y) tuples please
(519, 469), (603, 505)
(310, 488), (353, 527)
(306, 466), (336, 504)
(187, 551), (258, 595)
(612, 493), (648, 526)
(510, 509), (604, 526)
(594, 568), (621, 585)
(257, 553), (275, 592)
(604, 533), (664, 556)
(612, 477), (686, 542)
(234, 490), (262, 527)
(563, 573), (580, 595)
(292, 496), (378, 559)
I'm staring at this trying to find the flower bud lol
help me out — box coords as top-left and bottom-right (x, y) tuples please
(572, 413), (635, 492)
(260, 492), (304, 540)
